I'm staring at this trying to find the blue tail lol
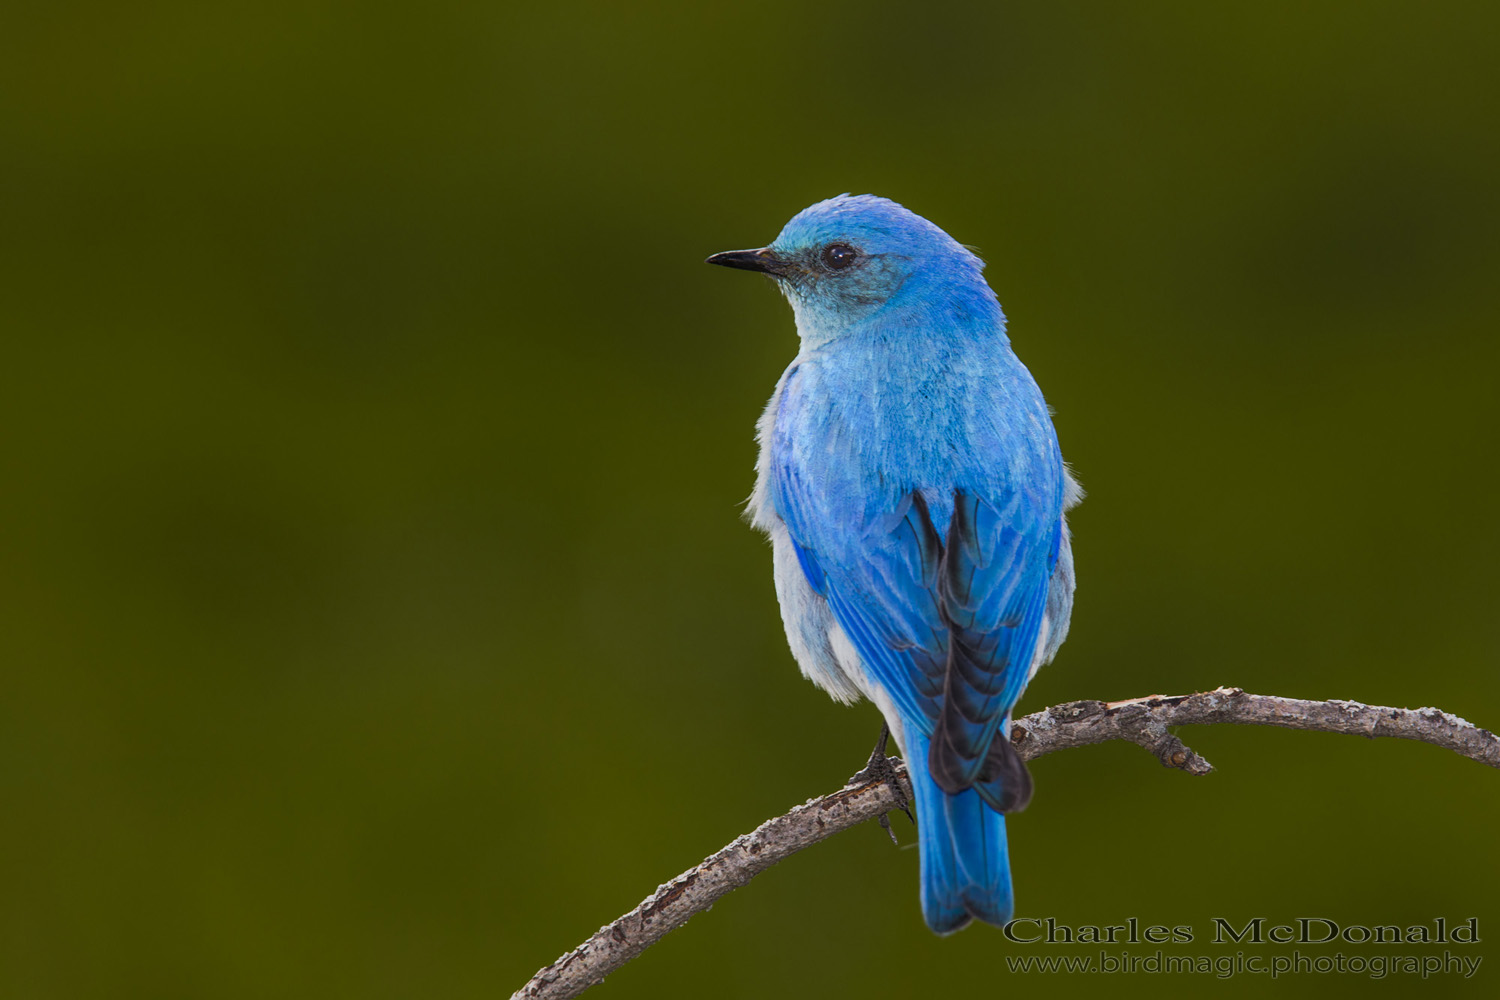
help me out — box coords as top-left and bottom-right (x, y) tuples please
(906, 729), (1013, 934)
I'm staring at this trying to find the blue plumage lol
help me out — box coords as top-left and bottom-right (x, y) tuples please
(709, 195), (1079, 934)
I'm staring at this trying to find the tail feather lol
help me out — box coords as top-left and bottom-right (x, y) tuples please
(907, 729), (1014, 934)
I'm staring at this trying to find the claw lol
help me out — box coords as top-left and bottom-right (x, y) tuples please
(849, 723), (913, 844)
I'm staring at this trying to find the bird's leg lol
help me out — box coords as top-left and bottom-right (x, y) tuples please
(848, 723), (914, 845)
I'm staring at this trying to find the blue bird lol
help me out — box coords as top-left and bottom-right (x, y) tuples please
(708, 195), (1079, 934)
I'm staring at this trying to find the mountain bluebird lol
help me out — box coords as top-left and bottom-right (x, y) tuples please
(707, 195), (1079, 934)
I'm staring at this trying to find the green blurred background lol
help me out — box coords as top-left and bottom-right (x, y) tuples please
(3, 2), (1497, 997)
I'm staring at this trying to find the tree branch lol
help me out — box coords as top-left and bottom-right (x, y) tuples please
(511, 687), (1498, 1000)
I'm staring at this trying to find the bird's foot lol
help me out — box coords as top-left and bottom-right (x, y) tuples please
(848, 723), (913, 845)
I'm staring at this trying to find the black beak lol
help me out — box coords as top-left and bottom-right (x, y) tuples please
(705, 247), (790, 276)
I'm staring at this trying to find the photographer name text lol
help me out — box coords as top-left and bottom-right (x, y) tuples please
(1001, 916), (1481, 946)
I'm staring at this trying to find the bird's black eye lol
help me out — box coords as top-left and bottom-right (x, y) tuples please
(821, 243), (859, 270)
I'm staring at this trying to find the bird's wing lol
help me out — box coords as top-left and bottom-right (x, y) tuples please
(774, 454), (1059, 809)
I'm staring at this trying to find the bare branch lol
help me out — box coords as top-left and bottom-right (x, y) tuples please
(511, 687), (1498, 999)
(1009, 687), (1500, 771)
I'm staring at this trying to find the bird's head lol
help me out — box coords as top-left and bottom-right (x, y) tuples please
(707, 194), (999, 345)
